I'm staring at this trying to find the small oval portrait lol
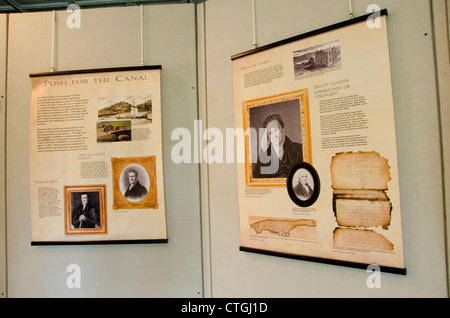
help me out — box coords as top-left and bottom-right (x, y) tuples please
(287, 162), (320, 207)
(119, 164), (150, 202)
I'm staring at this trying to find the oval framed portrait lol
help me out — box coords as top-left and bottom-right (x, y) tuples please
(287, 162), (320, 207)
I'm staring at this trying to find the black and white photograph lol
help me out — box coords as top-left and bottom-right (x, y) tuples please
(111, 156), (159, 210)
(293, 40), (341, 79)
(287, 162), (320, 207)
(293, 168), (314, 200)
(250, 102), (303, 179)
(71, 191), (101, 229)
(120, 164), (150, 202)
(243, 90), (311, 187)
(64, 185), (107, 235)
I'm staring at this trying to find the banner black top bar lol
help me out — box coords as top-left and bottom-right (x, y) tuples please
(231, 9), (388, 61)
(29, 65), (162, 78)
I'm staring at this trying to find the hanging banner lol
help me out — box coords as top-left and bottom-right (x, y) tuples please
(232, 10), (406, 273)
(29, 66), (167, 244)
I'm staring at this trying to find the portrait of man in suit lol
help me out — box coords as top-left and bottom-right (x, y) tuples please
(124, 168), (148, 202)
(71, 192), (100, 229)
(252, 113), (303, 179)
(293, 168), (314, 201)
(65, 185), (107, 235)
(112, 157), (158, 210)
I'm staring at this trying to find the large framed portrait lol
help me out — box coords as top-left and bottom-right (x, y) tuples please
(64, 185), (107, 235)
(243, 89), (311, 187)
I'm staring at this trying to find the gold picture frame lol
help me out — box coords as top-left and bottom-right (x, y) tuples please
(111, 156), (158, 210)
(243, 89), (311, 187)
(64, 184), (107, 235)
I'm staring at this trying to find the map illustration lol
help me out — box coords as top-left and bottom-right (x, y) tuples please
(249, 218), (316, 239)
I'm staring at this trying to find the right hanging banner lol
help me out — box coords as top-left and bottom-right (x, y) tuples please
(232, 10), (406, 274)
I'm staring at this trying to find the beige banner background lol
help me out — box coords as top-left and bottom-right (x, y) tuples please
(29, 67), (167, 243)
(232, 14), (404, 270)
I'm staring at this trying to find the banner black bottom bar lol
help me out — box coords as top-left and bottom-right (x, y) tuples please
(240, 246), (407, 275)
(31, 239), (168, 246)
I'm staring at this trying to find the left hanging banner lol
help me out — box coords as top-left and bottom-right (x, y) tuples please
(29, 66), (167, 244)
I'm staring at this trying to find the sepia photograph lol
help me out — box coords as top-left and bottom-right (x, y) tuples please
(293, 40), (341, 79)
(98, 94), (153, 124)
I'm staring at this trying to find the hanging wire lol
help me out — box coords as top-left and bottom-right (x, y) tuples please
(251, 0), (257, 48)
(50, 10), (56, 71)
(348, 0), (354, 18)
(140, 4), (145, 66)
